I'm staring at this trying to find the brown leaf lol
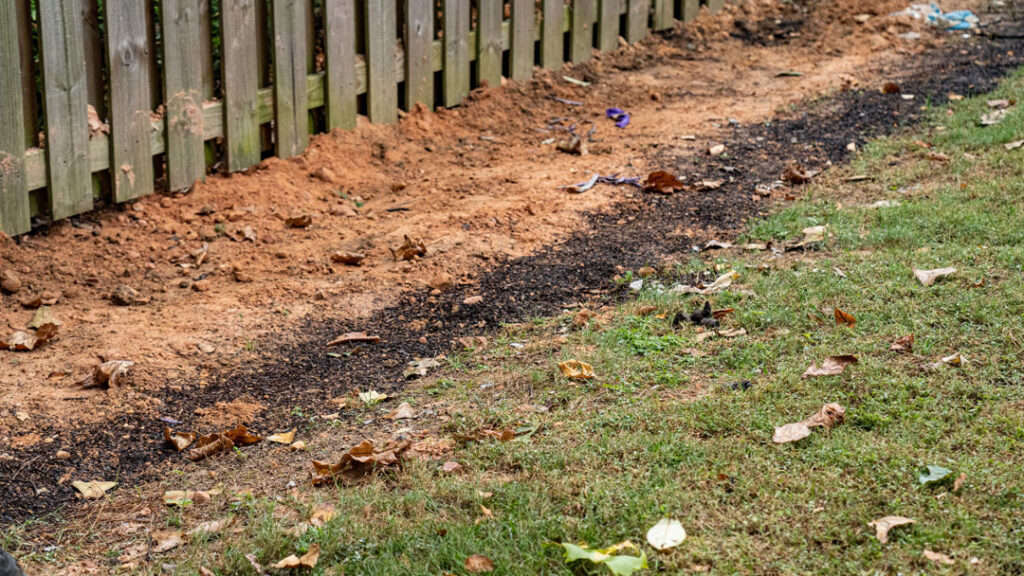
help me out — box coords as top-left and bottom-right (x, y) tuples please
(72, 480), (116, 499)
(890, 334), (914, 353)
(782, 165), (818, 184)
(1, 322), (60, 352)
(164, 427), (197, 452)
(802, 355), (857, 378)
(465, 555), (495, 573)
(834, 308), (856, 327)
(285, 214), (312, 228)
(773, 403), (846, 444)
(636, 305), (658, 317)
(868, 515), (914, 544)
(644, 171), (685, 195)
(882, 82), (901, 94)
(330, 251), (366, 265)
(385, 402), (417, 420)
(309, 503), (336, 527)
(914, 267), (956, 286)
(390, 235), (427, 260)
(572, 308), (594, 329)
(327, 331), (381, 346)
(273, 544), (320, 569)
(475, 504), (495, 525)
(151, 530), (183, 554)
(923, 550), (955, 565)
(76, 360), (135, 388)
(311, 440), (411, 485)
(188, 424), (261, 461)
(711, 308), (735, 320)
(953, 472), (967, 492)
(558, 359), (595, 380)
(268, 429), (297, 444)
(441, 461), (463, 474)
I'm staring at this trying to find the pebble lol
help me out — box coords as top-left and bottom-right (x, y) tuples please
(191, 279), (211, 292)
(1, 269), (22, 294)
(463, 295), (484, 305)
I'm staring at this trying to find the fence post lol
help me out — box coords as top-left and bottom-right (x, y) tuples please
(540, 0), (565, 69)
(366, 0), (397, 123)
(0, 1), (30, 235)
(272, 0), (309, 157)
(443, 0), (470, 107)
(682, 0), (699, 21)
(222, 0), (261, 172)
(477, 0), (502, 88)
(625, 0), (650, 42)
(162, 0), (207, 192)
(324, 0), (357, 130)
(704, 0), (724, 15)
(570, 0), (596, 64)
(597, 0), (620, 52)
(510, 0), (535, 81)
(405, 0), (434, 109)
(652, 0), (672, 30)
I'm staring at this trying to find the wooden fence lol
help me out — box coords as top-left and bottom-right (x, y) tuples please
(0, 0), (724, 237)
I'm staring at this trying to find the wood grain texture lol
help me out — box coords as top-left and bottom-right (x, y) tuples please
(405, 0), (434, 109)
(570, 0), (596, 64)
(162, 0), (207, 191)
(38, 0), (93, 219)
(625, 0), (649, 41)
(324, 0), (357, 130)
(366, 0), (398, 123)
(682, 0), (699, 21)
(652, 0), (672, 29)
(272, 0), (309, 157)
(704, 0), (723, 15)
(442, 0), (470, 107)
(222, 0), (261, 171)
(510, 0), (534, 81)
(540, 0), (565, 69)
(476, 0), (502, 88)
(15, 0), (37, 146)
(597, 0), (620, 51)
(0, 0), (30, 235)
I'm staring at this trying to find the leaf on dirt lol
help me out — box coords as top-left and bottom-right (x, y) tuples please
(560, 542), (648, 576)
(782, 165), (818, 184)
(919, 465), (954, 486)
(72, 480), (117, 499)
(556, 135), (587, 156)
(188, 518), (230, 538)
(285, 214), (312, 228)
(329, 251), (366, 265)
(187, 424), (262, 461)
(151, 530), (183, 554)
(890, 334), (914, 353)
(558, 359), (596, 380)
(695, 180), (723, 191)
(273, 544), (320, 569)
(442, 460), (463, 474)
(913, 267), (956, 286)
(163, 427), (197, 452)
(802, 355), (858, 378)
(358, 390), (388, 405)
(868, 516), (914, 544)
(76, 360), (135, 388)
(27, 306), (60, 329)
(646, 518), (687, 551)
(240, 226), (257, 242)
(310, 440), (411, 485)
(704, 240), (732, 250)
(644, 171), (685, 194)
(1, 322), (60, 351)
(385, 402), (417, 420)
(465, 554), (495, 573)
(404, 358), (442, 380)
(773, 403), (846, 444)
(327, 331), (381, 346)
(268, 429), (297, 444)
(163, 490), (211, 507)
(390, 235), (427, 260)
(834, 308), (856, 327)
(923, 550), (955, 565)
(787, 225), (827, 251)
(309, 503), (336, 527)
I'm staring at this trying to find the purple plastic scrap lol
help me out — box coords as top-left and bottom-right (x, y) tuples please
(606, 107), (630, 128)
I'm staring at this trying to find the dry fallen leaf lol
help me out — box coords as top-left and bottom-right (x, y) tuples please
(285, 214), (313, 228)
(708, 143), (726, 156)
(164, 428), (197, 452)
(359, 390), (388, 405)
(163, 490), (212, 507)
(834, 308), (856, 328)
(151, 530), (183, 554)
(268, 429), (297, 444)
(465, 555), (495, 573)
(309, 503), (336, 527)
(442, 460), (463, 474)
(188, 518), (230, 538)
(327, 331), (380, 346)
(72, 480), (117, 499)
(187, 424), (262, 461)
(1004, 139), (1024, 151)
(273, 544), (320, 569)
(311, 440), (411, 485)
(914, 267), (956, 286)
(390, 235), (427, 260)
(923, 550), (955, 565)
(787, 226), (827, 251)
(802, 355), (858, 378)
(0, 323), (60, 352)
(953, 472), (967, 492)
(773, 403), (846, 444)
(404, 358), (442, 379)
(646, 518), (687, 551)
(890, 334), (914, 353)
(558, 359), (596, 380)
(330, 251), (366, 265)
(868, 516), (914, 544)
(76, 360), (134, 388)
(644, 171), (685, 194)
(782, 165), (818, 184)
(385, 402), (417, 420)
(475, 504), (495, 524)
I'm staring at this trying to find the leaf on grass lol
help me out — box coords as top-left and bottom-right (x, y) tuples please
(188, 518), (230, 538)
(703, 271), (740, 293)
(953, 472), (967, 492)
(940, 353), (963, 366)
(802, 355), (858, 378)
(273, 544), (320, 569)
(310, 440), (411, 485)
(474, 504), (495, 525)
(309, 503), (336, 527)
(327, 331), (380, 346)
(442, 461), (463, 474)
(558, 360), (595, 380)
(359, 390), (388, 405)
(890, 334), (914, 353)
(923, 550), (955, 565)
(390, 235), (427, 260)
(404, 358), (442, 380)
(919, 465), (954, 486)
(1004, 139), (1024, 151)
(914, 267), (956, 286)
(163, 490), (211, 507)
(834, 308), (856, 327)
(980, 109), (1009, 126)
(644, 171), (685, 195)
(773, 403), (846, 444)
(385, 402), (417, 420)
(560, 542), (648, 576)
(76, 360), (134, 388)
(787, 226), (827, 251)
(164, 428), (196, 452)
(868, 516), (914, 544)
(151, 530), (183, 554)
(646, 518), (687, 551)
(465, 555), (495, 573)
(72, 480), (116, 499)
(268, 429), (297, 444)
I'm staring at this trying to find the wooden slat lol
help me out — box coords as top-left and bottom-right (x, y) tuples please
(222, 0), (261, 171)
(625, 0), (649, 41)
(540, 0), (564, 69)
(15, 0), (37, 147)
(272, 0), (309, 157)
(682, 0), (699, 21)
(198, 0), (215, 98)
(652, 0), (672, 30)
(324, 0), (357, 130)
(38, 0), (93, 220)
(510, 0), (534, 81)
(0, 0), (30, 235)
(597, 0), (620, 51)
(476, 0), (502, 88)
(365, 0), (397, 123)
(405, 0), (434, 109)
(442, 0), (470, 107)
(105, 0), (155, 202)
(570, 0), (596, 64)
(80, 0), (106, 119)
(163, 0), (206, 192)
(703, 0), (723, 15)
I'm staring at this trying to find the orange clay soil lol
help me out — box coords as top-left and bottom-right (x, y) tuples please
(0, 0), (981, 445)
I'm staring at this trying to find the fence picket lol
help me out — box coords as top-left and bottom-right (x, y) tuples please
(704, 0), (723, 15)
(162, 0), (207, 191)
(38, 0), (93, 220)
(324, 0), (357, 130)
(477, 0), (502, 88)
(652, 0), (671, 30)
(443, 0), (470, 107)
(510, 0), (534, 81)
(682, 0), (699, 21)
(272, 0), (309, 157)
(222, 0), (261, 172)
(597, 0), (620, 52)
(15, 0), (37, 147)
(0, 1), (30, 235)
(405, 0), (434, 109)
(366, 0), (397, 123)
(540, 0), (564, 69)
(571, 0), (596, 64)
(625, 0), (649, 41)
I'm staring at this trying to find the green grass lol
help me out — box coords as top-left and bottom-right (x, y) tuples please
(13, 70), (1024, 576)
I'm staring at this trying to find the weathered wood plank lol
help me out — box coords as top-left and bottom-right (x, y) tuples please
(162, 0), (207, 191)
(540, 0), (565, 69)
(38, 0), (93, 219)
(324, 0), (357, 130)
(652, 0), (672, 30)
(682, 0), (699, 21)
(272, 0), (309, 157)
(597, 0), (620, 51)
(703, 0), (723, 15)
(0, 0), (30, 235)
(405, 0), (434, 109)
(625, 0), (649, 41)
(106, 0), (155, 202)
(366, 0), (397, 123)
(15, 0), (37, 146)
(442, 0), (470, 107)
(570, 0), (596, 64)
(198, 0), (215, 98)
(221, 0), (261, 171)
(510, 0), (534, 81)
(81, 0), (106, 118)
(476, 0), (502, 88)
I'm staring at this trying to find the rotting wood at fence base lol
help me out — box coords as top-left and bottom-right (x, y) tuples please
(2, 0), (731, 236)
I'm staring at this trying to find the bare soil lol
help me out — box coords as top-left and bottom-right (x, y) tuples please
(2, 0), (1016, 527)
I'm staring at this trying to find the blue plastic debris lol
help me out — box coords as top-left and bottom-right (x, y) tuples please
(606, 107), (631, 128)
